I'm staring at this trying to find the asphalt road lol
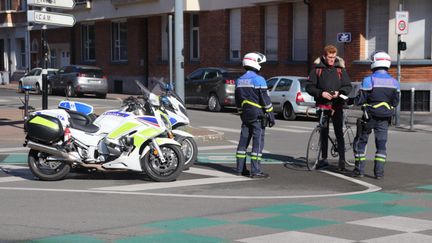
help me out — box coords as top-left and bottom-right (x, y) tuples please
(1, 89), (432, 242)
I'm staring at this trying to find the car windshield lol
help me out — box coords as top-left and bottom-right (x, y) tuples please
(266, 78), (279, 90)
(223, 72), (243, 79)
(48, 70), (56, 75)
(299, 79), (309, 92)
(80, 68), (104, 75)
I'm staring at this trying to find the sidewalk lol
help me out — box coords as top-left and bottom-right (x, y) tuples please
(0, 81), (223, 143)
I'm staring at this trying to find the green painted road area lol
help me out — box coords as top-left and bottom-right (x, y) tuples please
(25, 190), (432, 242)
(0, 153), (27, 165)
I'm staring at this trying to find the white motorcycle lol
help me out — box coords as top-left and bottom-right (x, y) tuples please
(58, 79), (198, 169)
(24, 81), (185, 182)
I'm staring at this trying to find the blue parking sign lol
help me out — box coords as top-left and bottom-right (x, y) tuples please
(337, 32), (351, 43)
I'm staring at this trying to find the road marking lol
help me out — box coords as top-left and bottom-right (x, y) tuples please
(280, 125), (314, 131)
(0, 176), (27, 183)
(92, 167), (250, 191)
(0, 147), (29, 153)
(199, 145), (238, 151)
(202, 126), (308, 134)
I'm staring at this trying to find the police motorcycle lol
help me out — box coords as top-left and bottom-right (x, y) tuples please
(57, 78), (197, 169)
(24, 80), (185, 182)
(148, 78), (197, 169)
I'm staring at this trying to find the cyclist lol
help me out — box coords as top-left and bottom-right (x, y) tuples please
(352, 51), (400, 179)
(306, 45), (352, 171)
(235, 52), (275, 178)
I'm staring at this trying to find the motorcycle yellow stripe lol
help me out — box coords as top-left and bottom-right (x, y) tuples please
(108, 122), (141, 139)
(29, 116), (59, 130)
(133, 128), (160, 147)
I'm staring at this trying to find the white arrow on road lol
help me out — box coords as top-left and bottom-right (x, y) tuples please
(28, 0), (76, 9)
(27, 10), (76, 27)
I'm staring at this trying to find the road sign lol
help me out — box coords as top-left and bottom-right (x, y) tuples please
(27, 10), (76, 27)
(27, 0), (76, 9)
(396, 11), (409, 35)
(337, 32), (351, 43)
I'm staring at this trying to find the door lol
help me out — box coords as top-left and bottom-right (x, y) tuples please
(185, 68), (204, 104)
(271, 78), (293, 110)
(200, 69), (219, 104)
(60, 50), (70, 67)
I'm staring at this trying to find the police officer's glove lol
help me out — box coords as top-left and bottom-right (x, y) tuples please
(267, 113), (275, 128)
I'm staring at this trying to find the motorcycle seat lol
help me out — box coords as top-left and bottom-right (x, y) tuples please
(63, 109), (100, 133)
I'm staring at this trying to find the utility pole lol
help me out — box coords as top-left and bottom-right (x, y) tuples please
(174, 0), (185, 101)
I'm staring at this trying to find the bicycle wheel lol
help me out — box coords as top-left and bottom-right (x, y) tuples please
(306, 127), (321, 171)
(343, 126), (356, 167)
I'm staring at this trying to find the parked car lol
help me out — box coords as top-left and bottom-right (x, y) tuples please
(49, 65), (108, 98)
(267, 76), (316, 120)
(185, 67), (243, 112)
(18, 68), (58, 94)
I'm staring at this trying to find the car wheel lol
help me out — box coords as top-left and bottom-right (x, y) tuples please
(66, 84), (76, 97)
(208, 94), (221, 112)
(282, 102), (296, 120)
(35, 83), (41, 95)
(96, 93), (107, 99)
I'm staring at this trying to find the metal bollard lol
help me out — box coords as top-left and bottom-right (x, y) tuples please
(410, 87), (415, 131)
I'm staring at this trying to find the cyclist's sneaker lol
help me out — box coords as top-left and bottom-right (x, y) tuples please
(375, 175), (384, 180)
(351, 170), (364, 178)
(238, 169), (250, 177)
(316, 159), (329, 170)
(251, 172), (270, 179)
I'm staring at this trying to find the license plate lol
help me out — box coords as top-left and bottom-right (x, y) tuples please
(89, 80), (100, 83)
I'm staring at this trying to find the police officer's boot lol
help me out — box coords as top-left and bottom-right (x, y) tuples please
(374, 155), (386, 179)
(352, 155), (365, 178)
(236, 152), (249, 176)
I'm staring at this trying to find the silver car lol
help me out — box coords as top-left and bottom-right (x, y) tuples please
(49, 65), (108, 98)
(267, 76), (316, 120)
(18, 68), (58, 94)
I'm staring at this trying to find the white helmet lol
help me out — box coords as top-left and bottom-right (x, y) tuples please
(370, 51), (391, 69)
(242, 52), (267, 71)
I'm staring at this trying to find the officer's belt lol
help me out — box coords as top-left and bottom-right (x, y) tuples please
(241, 100), (273, 112)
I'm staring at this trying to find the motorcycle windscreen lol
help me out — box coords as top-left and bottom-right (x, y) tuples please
(58, 100), (94, 115)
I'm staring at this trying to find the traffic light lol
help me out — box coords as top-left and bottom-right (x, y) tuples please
(398, 41), (407, 52)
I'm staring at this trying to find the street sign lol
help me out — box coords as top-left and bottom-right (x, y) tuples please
(27, 0), (76, 9)
(396, 11), (409, 35)
(27, 10), (76, 27)
(337, 32), (351, 43)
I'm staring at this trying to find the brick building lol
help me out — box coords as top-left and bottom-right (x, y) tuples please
(2, 0), (431, 111)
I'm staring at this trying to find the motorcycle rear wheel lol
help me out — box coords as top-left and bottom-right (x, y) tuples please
(141, 144), (185, 182)
(177, 136), (198, 170)
(28, 149), (71, 181)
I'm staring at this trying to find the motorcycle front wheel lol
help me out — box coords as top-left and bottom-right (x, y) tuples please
(177, 136), (198, 170)
(141, 144), (185, 182)
(28, 149), (71, 181)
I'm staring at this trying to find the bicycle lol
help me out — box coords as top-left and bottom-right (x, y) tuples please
(306, 105), (355, 171)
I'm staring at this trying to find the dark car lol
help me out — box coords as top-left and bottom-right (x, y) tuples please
(185, 67), (243, 112)
(49, 65), (108, 98)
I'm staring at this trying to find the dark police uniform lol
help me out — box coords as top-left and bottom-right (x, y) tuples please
(235, 70), (274, 177)
(353, 69), (400, 178)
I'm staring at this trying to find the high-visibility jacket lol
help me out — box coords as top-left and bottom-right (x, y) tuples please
(355, 70), (400, 118)
(235, 71), (273, 123)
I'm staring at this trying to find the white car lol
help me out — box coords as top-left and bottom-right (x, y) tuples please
(267, 76), (316, 120)
(18, 68), (58, 94)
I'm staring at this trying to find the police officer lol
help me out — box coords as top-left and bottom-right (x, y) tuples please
(352, 51), (400, 179)
(235, 52), (275, 178)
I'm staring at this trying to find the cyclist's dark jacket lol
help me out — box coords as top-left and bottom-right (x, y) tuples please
(235, 70), (273, 123)
(306, 56), (352, 108)
(355, 69), (400, 118)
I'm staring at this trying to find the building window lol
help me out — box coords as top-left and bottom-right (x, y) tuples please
(292, 2), (308, 61)
(82, 24), (95, 62)
(161, 15), (168, 61)
(16, 38), (26, 68)
(190, 13), (200, 61)
(111, 21), (128, 61)
(401, 0), (431, 59)
(265, 5), (278, 61)
(3, 0), (12, 10)
(49, 49), (57, 68)
(366, 0), (389, 58)
(229, 9), (241, 61)
(401, 90), (430, 112)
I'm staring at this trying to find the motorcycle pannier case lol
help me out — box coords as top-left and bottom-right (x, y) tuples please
(26, 114), (64, 144)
